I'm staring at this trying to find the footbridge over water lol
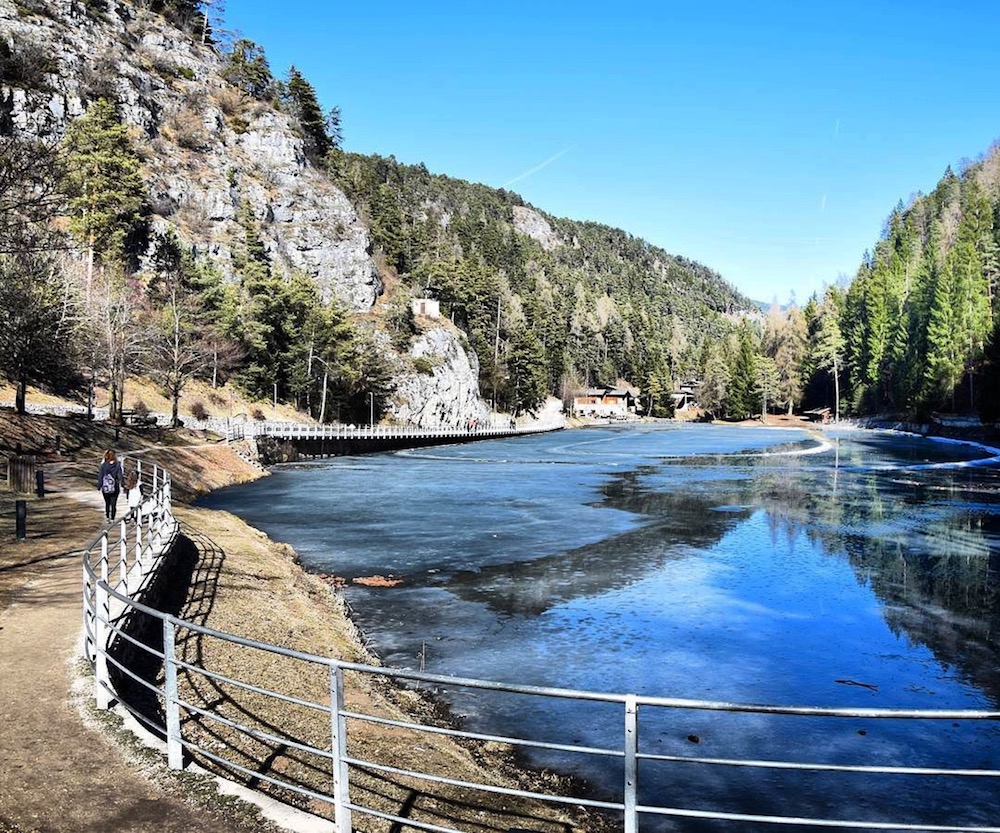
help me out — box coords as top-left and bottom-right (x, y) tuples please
(230, 420), (564, 461)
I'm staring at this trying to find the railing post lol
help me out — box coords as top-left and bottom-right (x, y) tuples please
(119, 518), (128, 590)
(94, 535), (112, 709)
(163, 618), (184, 769)
(82, 559), (93, 662)
(134, 506), (143, 574)
(330, 664), (352, 833)
(624, 695), (638, 833)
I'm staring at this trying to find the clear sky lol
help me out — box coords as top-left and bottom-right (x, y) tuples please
(224, 0), (1000, 304)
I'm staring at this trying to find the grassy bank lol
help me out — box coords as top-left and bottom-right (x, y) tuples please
(1, 407), (610, 832)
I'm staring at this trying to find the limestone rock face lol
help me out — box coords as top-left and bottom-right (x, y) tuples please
(391, 327), (490, 429)
(0, 0), (496, 421)
(0, 0), (380, 310)
(512, 206), (561, 251)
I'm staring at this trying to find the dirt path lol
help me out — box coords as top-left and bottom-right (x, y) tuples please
(0, 472), (267, 833)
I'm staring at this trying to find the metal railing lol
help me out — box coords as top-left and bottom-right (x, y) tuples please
(253, 420), (560, 441)
(81, 460), (1000, 833)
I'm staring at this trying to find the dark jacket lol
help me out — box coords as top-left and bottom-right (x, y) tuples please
(98, 460), (123, 493)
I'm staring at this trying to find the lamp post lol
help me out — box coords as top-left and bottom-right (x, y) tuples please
(368, 392), (374, 428)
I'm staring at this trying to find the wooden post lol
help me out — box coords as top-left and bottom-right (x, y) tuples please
(15, 500), (26, 540)
(8, 455), (36, 493)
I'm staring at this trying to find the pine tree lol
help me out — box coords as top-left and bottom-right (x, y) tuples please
(699, 343), (730, 418)
(923, 285), (957, 406)
(813, 291), (845, 421)
(768, 305), (807, 414)
(501, 325), (549, 415)
(754, 356), (780, 421)
(727, 322), (759, 420)
(283, 66), (335, 161)
(61, 99), (146, 421)
(61, 98), (145, 272)
(222, 39), (274, 100)
(978, 317), (1000, 424)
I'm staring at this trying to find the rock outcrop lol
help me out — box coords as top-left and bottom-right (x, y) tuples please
(391, 327), (490, 429)
(512, 206), (561, 251)
(0, 0), (380, 310)
(1, 0), (499, 420)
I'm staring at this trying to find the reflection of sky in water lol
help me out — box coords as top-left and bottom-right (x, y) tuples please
(199, 424), (1000, 830)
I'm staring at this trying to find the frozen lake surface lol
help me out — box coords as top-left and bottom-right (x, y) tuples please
(199, 423), (1000, 829)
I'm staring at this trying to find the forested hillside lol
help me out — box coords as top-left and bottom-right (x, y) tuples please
(805, 146), (1000, 421)
(332, 152), (750, 414)
(0, 0), (753, 424)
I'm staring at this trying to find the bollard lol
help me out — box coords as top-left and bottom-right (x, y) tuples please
(15, 499), (26, 540)
(35, 469), (44, 497)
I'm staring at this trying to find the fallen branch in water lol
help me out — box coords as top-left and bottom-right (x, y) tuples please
(835, 678), (879, 692)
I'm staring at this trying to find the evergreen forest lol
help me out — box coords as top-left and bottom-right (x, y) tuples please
(5, 0), (1000, 427)
(0, 0), (755, 423)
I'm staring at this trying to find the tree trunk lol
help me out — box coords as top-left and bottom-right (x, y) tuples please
(305, 340), (315, 417)
(833, 358), (841, 422)
(171, 387), (180, 429)
(86, 365), (95, 420)
(319, 368), (329, 423)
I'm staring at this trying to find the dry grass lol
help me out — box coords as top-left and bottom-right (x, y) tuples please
(161, 105), (210, 150)
(163, 505), (607, 832)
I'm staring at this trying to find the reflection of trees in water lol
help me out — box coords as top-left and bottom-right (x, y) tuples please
(445, 467), (752, 616)
(750, 448), (1000, 705)
(454, 436), (1000, 699)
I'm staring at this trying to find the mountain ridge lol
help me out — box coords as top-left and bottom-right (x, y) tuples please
(1, 0), (753, 423)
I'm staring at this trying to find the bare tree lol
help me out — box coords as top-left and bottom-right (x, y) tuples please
(0, 135), (62, 254)
(86, 268), (145, 422)
(0, 251), (81, 413)
(145, 281), (216, 427)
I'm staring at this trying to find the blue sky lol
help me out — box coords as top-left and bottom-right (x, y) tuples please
(225, 1), (1000, 304)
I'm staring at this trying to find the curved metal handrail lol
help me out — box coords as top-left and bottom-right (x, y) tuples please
(80, 459), (1000, 833)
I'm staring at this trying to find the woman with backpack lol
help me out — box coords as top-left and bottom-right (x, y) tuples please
(97, 448), (124, 521)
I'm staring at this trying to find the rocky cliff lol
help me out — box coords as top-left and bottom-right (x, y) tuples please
(392, 326), (490, 428)
(1, 0), (380, 309)
(1, 0), (499, 424)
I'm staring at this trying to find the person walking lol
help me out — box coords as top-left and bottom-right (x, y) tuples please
(124, 469), (142, 519)
(97, 449), (124, 521)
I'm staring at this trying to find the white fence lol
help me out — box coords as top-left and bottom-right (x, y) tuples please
(81, 460), (1000, 833)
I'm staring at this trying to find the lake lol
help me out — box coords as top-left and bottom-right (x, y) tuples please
(198, 423), (1000, 830)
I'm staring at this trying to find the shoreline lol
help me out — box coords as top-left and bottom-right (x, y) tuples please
(134, 436), (611, 831)
(0, 408), (606, 832)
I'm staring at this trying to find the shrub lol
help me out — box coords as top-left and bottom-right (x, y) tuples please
(413, 357), (435, 375)
(132, 399), (149, 417)
(80, 57), (119, 103)
(208, 391), (226, 407)
(162, 106), (209, 150)
(213, 85), (248, 117)
(189, 400), (209, 420)
(0, 38), (58, 90)
(251, 407), (265, 421)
